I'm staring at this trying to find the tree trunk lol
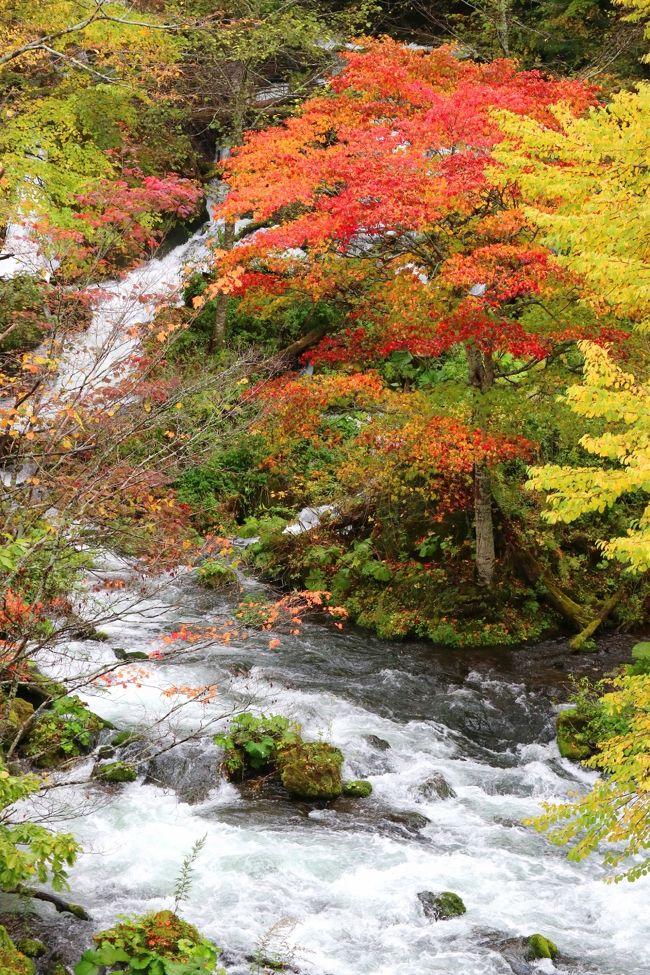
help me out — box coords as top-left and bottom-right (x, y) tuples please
(474, 462), (496, 586)
(209, 219), (235, 354)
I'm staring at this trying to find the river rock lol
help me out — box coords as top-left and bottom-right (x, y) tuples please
(418, 890), (466, 920)
(385, 810), (431, 835)
(93, 760), (137, 783)
(556, 708), (594, 761)
(16, 938), (46, 959)
(416, 772), (456, 800)
(364, 735), (391, 751)
(112, 648), (149, 661)
(342, 779), (373, 798)
(488, 933), (560, 974)
(278, 742), (344, 800)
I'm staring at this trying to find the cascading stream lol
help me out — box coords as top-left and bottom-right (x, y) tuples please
(35, 557), (650, 975)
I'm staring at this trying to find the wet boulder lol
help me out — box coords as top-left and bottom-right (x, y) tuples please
(418, 890), (466, 920)
(93, 760), (137, 783)
(16, 939), (46, 959)
(0, 694), (34, 746)
(526, 934), (559, 961)
(495, 934), (559, 974)
(342, 779), (373, 798)
(385, 811), (431, 836)
(112, 648), (149, 661)
(556, 708), (594, 761)
(416, 772), (456, 801)
(278, 742), (344, 800)
(364, 735), (391, 751)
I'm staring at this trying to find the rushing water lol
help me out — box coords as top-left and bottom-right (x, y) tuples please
(31, 556), (649, 975)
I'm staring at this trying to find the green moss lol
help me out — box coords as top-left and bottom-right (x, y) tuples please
(0, 925), (35, 975)
(197, 560), (239, 590)
(111, 730), (141, 747)
(93, 760), (138, 783)
(0, 695), (34, 745)
(418, 890), (466, 920)
(342, 779), (373, 798)
(16, 939), (46, 959)
(526, 934), (559, 960)
(556, 708), (594, 761)
(278, 742), (344, 800)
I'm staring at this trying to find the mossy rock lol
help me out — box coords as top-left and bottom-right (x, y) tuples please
(25, 697), (105, 768)
(342, 779), (373, 798)
(112, 648), (149, 661)
(197, 560), (239, 590)
(93, 760), (137, 783)
(111, 730), (141, 747)
(556, 708), (594, 761)
(0, 925), (35, 975)
(526, 933), (559, 960)
(16, 939), (46, 959)
(278, 742), (344, 800)
(0, 695), (34, 745)
(418, 890), (466, 921)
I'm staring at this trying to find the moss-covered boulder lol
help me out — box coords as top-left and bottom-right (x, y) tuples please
(556, 708), (595, 761)
(25, 696), (106, 768)
(0, 925), (35, 975)
(342, 779), (373, 798)
(111, 730), (141, 747)
(278, 742), (344, 800)
(0, 695), (34, 746)
(197, 560), (239, 590)
(418, 890), (466, 921)
(93, 760), (137, 783)
(526, 933), (559, 960)
(16, 939), (46, 959)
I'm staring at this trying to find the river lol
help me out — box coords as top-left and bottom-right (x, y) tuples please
(33, 553), (650, 975)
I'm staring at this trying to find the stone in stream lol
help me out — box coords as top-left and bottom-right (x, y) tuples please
(416, 772), (456, 800)
(112, 647), (149, 661)
(494, 934), (560, 974)
(384, 810), (431, 835)
(364, 734), (391, 751)
(92, 760), (137, 783)
(342, 779), (373, 798)
(418, 890), (467, 920)
(278, 742), (344, 800)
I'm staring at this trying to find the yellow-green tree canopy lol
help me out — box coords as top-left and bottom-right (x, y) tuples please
(494, 83), (650, 332)
(527, 342), (650, 573)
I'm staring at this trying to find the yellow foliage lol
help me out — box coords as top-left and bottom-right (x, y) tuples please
(527, 342), (650, 572)
(494, 84), (650, 331)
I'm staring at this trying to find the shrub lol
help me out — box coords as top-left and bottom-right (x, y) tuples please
(75, 910), (223, 975)
(214, 713), (301, 780)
